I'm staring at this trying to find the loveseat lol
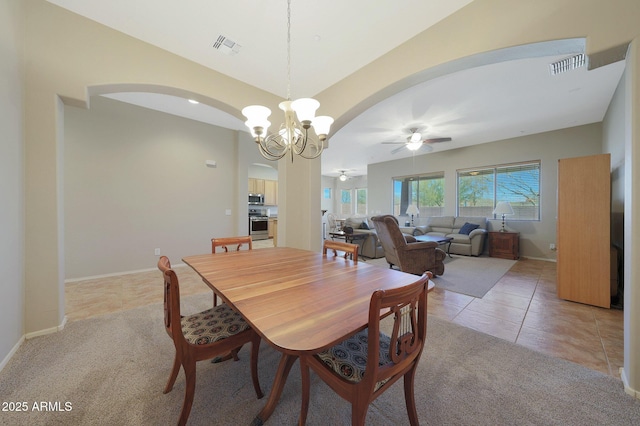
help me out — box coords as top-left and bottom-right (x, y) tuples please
(341, 216), (385, 258)
(403, 216), (488, 256)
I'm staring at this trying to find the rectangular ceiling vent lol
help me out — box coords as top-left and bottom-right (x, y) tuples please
(549, 53), (586, 75)
(213, 35), (241, 56)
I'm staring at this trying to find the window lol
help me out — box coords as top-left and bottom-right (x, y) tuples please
(457, 161), (540, 220)
(340, 189), (352, 216)
(356, 188), (367, 215)
(393, 173), (445, 217)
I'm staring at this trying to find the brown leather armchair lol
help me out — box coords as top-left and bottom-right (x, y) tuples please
(372, 215), (446, 276)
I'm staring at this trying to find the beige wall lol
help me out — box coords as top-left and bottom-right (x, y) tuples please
(0, 0), (25, 365)
(64, 96), (254, 279)
(13, 0), (640, 396)
(369, 124), (604, 260)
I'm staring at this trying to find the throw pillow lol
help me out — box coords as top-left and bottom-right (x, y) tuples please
(459, 222), (479, 235)
(359, 221), (370, 230)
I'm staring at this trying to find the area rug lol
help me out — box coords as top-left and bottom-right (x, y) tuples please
(432, 255), (516, 297)
(367, 255), (516, 298)
(1, 294), (638, 425)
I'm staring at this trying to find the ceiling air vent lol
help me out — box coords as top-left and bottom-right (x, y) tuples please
(213, 35), (241, 56)
(549, 53), (586, 75)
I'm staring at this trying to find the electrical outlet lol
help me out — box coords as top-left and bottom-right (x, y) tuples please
(549, 243), (556, 250)
(154, 248), (161, 256)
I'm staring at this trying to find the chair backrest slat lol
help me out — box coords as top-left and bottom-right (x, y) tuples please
(366, 272), (429, 386)
(212, 236), (253, 253)
(323, 240), (359, 262)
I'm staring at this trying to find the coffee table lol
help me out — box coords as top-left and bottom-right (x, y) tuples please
(414, 234), (454, 257)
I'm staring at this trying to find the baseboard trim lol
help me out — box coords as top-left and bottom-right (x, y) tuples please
(65, 264), (189, 284)
(25, 316), (68, 340)
(0, 335), (25, 373)
(620, 367), (640, 400)
(519, 256), (557, 263)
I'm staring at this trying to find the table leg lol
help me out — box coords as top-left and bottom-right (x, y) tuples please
(252, 353), (298, 425)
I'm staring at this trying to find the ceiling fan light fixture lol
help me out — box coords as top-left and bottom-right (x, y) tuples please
(409, 132), (422, 143)
(339, 171), (348, 181)
(407, 141), (423, 151)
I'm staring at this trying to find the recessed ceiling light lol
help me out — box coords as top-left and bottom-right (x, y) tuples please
(188, 99), (199, 104)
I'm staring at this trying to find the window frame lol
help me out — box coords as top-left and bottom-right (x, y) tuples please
(456, 160), (541, 221)
(392, 172), (446, 217)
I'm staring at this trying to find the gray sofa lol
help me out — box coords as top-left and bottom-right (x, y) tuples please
(341, 216), (385, 258)
(405, 216), (488, 256)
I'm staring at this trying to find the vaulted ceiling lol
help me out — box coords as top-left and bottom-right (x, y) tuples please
(48, 0), (626, 178)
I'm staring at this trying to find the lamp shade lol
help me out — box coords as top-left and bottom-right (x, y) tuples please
(311, 115), (334, 136)
(493, 201), (514, 216)
(406, 204), (419, 215)
(291, 98), (320, 122)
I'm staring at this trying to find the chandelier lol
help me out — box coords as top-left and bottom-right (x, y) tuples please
(242, 0), (334, 162)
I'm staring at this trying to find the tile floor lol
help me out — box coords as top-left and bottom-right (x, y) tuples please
(65, 239), (624, 379)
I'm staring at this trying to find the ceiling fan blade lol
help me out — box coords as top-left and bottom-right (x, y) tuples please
(381, 141), (408, 145)
(390, 145), (407, 154)
(423, 137), (452, 143)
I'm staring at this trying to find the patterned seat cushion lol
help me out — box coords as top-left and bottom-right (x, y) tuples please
(181, 304), (250, 345)
(316, 329), (392, 389)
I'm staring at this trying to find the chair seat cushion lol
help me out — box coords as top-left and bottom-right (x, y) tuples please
(181, 304), (250, 345)
(316, 329), (391, 387)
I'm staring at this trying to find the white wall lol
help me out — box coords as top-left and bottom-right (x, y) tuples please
(0, 0), (25, 365)
(64, 96), (252, 279)
(368, 124), (604, 260)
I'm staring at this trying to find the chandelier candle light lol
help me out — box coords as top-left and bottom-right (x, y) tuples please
(493, 201), (514, 232)
(242, 0), (334, 162)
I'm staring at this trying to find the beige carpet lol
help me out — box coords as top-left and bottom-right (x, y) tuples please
(366, 255), (516, 298)
(1, 293), (639, 425)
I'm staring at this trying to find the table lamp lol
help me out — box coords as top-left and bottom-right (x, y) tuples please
(493, 201), (514, 232)
(406, 204), (419, 226)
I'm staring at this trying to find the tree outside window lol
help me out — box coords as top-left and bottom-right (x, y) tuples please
(356, 188), (367, 215)
(340, 189), (352, 216)
(393, 173), (445, 217)
(457, 162), (540, 220)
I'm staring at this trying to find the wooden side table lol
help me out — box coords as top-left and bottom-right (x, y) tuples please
(488, 231), (519, 259)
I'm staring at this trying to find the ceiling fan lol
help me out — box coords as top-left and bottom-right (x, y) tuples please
(382, 128), (452, 154)
(338, 170), (350, 181)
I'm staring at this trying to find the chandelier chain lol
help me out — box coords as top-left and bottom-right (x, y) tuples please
(286, 0), (291, 101)
(241, 0), (333, 162)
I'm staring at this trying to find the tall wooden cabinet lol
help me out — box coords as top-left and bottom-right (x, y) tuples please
(557, 154), (610, 308)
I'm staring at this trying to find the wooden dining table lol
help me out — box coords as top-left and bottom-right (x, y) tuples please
(182, 246), (433, 425)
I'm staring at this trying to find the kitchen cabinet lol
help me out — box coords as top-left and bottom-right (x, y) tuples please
(557, 153), (610, 308)
(268, 218), (278, 246)
(248, 178), (265, 195)
(264, 180), (278, 205)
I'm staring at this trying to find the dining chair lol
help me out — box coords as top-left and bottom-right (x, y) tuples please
(210, 236), (253, 306)
(326, 213), (338, 233)
(158, 256), (263, 426)
(299, 272), (431, 426)
(323, 239), (359, 262)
